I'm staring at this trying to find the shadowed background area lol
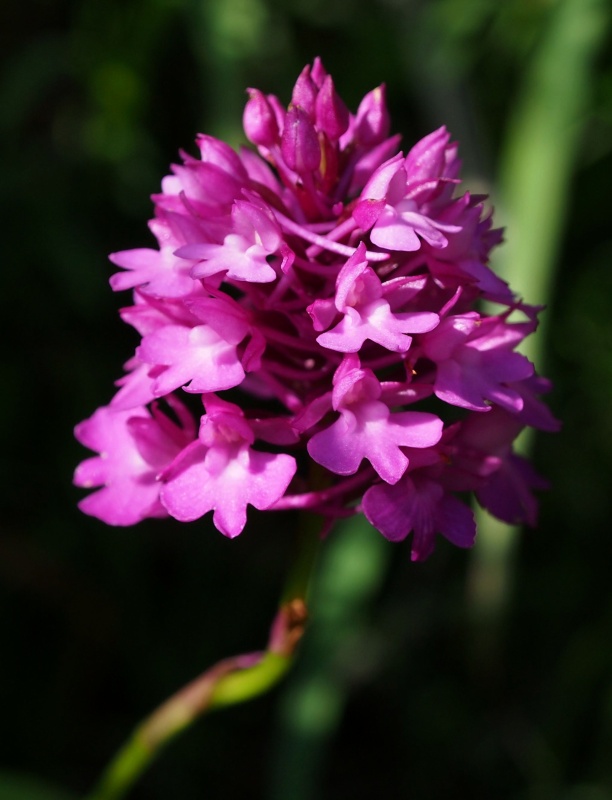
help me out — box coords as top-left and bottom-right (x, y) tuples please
(1, 0), (612, 798)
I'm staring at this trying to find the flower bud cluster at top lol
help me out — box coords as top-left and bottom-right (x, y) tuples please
(74, 58), (559, 561)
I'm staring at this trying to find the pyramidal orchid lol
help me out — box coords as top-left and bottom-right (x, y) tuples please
(74, 58), (558, 561)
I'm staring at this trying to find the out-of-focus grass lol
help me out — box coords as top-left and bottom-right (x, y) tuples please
(469, 0), (608, 659)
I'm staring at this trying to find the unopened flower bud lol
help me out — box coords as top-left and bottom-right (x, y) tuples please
(291, 65), (317, 118)
(355, 85), (390, 146)
(315, 75), (349, 140)
(281, 105), (321, 174)
(310, 56), (328, 89)
(243, 88), (279, 147)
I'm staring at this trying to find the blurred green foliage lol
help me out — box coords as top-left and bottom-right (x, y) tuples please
(1, 0), (612, 797)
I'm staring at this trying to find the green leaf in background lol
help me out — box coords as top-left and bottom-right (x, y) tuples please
(0, 772), (76, 800)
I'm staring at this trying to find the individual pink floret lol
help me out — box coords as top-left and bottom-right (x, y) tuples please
(307, 356), (443, 484)
(160, 396), (296, 537)
(362, 474), (476, 561)
(73, 402), (194, 526)
(178, 200), (281, 284)
(420, 313), (534, 412)
(353, 136), (462, 252)
(309, 243), (439, 353)
(136, 295), (260, 396)
(109, 211), (205, 298)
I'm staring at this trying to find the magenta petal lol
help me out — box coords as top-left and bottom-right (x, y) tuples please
(307, 413), (369, 476)
(109, 248), (161, 291)
(476, 452), (547, 527)
(77, 480), (165, 527)
(358, 153), (404, 203)
(369, 206), (422, 251)
(362, 482), (411, 542)
(391, 412), (444, 448)
(435, 493), (476, 549)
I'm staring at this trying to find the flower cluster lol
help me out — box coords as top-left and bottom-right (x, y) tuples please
(74, 59), (558, 560)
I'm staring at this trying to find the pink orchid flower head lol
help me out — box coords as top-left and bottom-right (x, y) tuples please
(75, 59), (557, 559)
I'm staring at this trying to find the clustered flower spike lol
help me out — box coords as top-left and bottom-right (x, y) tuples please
(74, 58), (559, 561)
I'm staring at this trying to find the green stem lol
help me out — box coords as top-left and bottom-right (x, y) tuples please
(208, 652), (292, 709)
(269, 515), (391, 800)
(83, 513), (323, 800)
(282, 512), (324, 605)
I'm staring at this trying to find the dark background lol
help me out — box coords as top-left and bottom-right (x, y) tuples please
(2, 0), (612, 798)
